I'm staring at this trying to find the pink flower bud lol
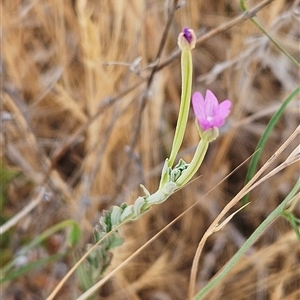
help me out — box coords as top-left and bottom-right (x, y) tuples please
(178, 27), (196, 51)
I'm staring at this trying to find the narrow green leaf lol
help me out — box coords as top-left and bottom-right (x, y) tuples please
(0, 253), (65, 284)
(68, 222), (81, 247)
(2, 220), (80, 275)
(243, 86), (300, 204)
(281, 211), (300, 242)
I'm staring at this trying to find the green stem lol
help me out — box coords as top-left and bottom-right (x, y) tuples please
(240, 0), (300, 68)
(193, 178), (300, 300)
(168, 49), (193, 167)
(176, 139), (209, 187)
(281, 210), (300, 242)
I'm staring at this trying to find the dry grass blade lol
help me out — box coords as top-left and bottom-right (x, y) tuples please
(188, 125), (300, 299)
(0, 188), (45, 234)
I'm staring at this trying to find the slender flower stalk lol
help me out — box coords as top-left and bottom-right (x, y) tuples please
(176, 139), (209, 186)
(168, 28), (196, 168)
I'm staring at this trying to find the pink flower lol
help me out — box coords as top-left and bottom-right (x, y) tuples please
(192, 90), (231, 131)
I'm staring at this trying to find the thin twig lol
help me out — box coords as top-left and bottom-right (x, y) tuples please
(146, 0), (180, 88)
(4, 93), (72, 200)
(48, 79), (144, 172)
(0, 188), (45, 234)
(115, 0), (180, 189)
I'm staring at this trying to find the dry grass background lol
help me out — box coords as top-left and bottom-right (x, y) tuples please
(1, 0), (300, 299)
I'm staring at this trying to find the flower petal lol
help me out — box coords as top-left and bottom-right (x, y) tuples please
(217, 100), (232, 118)
(211, 100), (231, 127)
(183, 27), (193, 43)
(204, 90), (219, 116)
(192, 92), (206, 119)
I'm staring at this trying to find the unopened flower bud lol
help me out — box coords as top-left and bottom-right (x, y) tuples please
(178, 27), (196, 51)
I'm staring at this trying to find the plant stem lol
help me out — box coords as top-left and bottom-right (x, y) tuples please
(176, 139), (209, 186)
(240, 0), (300, 68)
(168, 49), (193, 167)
